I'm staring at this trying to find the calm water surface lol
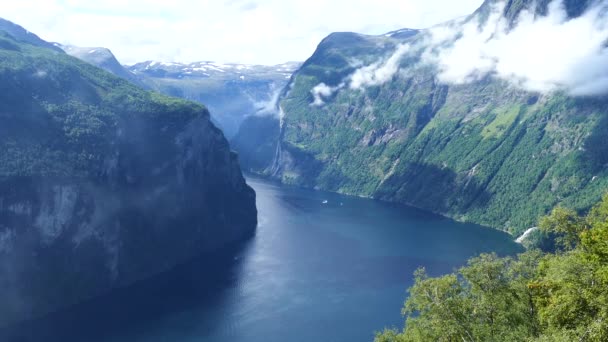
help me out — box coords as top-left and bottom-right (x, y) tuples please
(2, 176), (522, 342)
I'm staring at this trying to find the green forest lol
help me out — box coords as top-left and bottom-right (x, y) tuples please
(376, 195), (608, 341)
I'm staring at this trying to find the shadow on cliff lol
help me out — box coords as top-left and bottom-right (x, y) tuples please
(0, 237), (255, 342)
(374, 161), (492, 215)
(580, 99), (608, 172)
(231, 114), (280, 172)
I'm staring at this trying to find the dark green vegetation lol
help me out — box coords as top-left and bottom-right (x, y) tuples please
(0, 25), (256, 326)
(271, 0), (608, 236)
(0, 32), (199, 178)
(376, 195), (608, 341)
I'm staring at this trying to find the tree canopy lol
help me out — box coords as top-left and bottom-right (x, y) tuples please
(377, 195), (608, 341)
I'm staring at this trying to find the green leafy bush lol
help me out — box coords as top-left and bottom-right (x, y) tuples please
(376, 195), (608, 341)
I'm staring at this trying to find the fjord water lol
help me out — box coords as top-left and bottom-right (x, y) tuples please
(2, 176), (522, 342)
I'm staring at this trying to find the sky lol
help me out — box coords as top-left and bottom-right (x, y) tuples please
(0, 0), (483, 65)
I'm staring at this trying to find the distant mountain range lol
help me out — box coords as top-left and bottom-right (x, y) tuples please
(257, 0), (608, 236)
(127, 60), (300, 137)
(54, 42), (300, 138)
(129, 60), (298, 82)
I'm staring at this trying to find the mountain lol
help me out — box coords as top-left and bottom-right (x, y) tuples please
(55, 42), (300, 139)
(23, 26), (300, 174)
(0, 18), (63, 52)
(60, 44), (146, 87)
(0, 27), (256, 326)
(478, 0), (593, 21)
(128, 61), (300, 137)
(268, 0), (608, 236)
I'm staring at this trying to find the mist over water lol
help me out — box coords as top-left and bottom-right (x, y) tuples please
(1, 176), (522, 342)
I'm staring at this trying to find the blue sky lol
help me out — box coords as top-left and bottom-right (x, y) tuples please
(0, 0), (483, 65)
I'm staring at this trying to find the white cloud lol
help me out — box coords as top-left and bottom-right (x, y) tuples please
(349, 44), (410, 89)
(0, 0), (483, 65)
(253, 87), (282, 115)
(311, 82), (344, 106)
(307, 0), (608, 106)
(425, 0), (608, 95)
(309, 43), (411, 105)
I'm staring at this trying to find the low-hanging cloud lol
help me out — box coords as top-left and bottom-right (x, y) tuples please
(252, 86), (283, 116)
(425, 0), (608, 96)
(309, 43), (409, 105)
(311, 82), (345, 106)
(349, 43), (410, 89)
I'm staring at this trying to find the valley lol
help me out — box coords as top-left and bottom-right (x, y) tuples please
(0, 0), (607, 340)
(0, 176), (522, 342)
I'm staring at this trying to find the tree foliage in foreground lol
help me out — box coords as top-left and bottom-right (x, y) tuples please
(376, 195), (608, 341)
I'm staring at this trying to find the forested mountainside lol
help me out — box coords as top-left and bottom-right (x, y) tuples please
(0, 26), (256, 326)
(270, 0), (608, 235)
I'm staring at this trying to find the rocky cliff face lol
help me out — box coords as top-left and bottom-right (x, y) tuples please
(0, 27), (256, 326)
(271, 0), (608, 235)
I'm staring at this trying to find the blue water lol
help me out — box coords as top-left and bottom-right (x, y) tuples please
(1, 176), (522, 342)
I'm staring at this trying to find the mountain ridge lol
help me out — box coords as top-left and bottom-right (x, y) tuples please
(0, 18), (64, 52)
(128, 60), (299, 137)
(266, 0), (608, 235)
(59, 44), (146, 87)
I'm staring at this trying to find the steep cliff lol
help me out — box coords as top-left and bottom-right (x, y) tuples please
(272, 0), (608, 235)
(0, 30), (257, 326)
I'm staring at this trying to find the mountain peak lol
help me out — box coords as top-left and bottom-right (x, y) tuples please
(0, 17), (63, 52)
(58, 43), (144, 87)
